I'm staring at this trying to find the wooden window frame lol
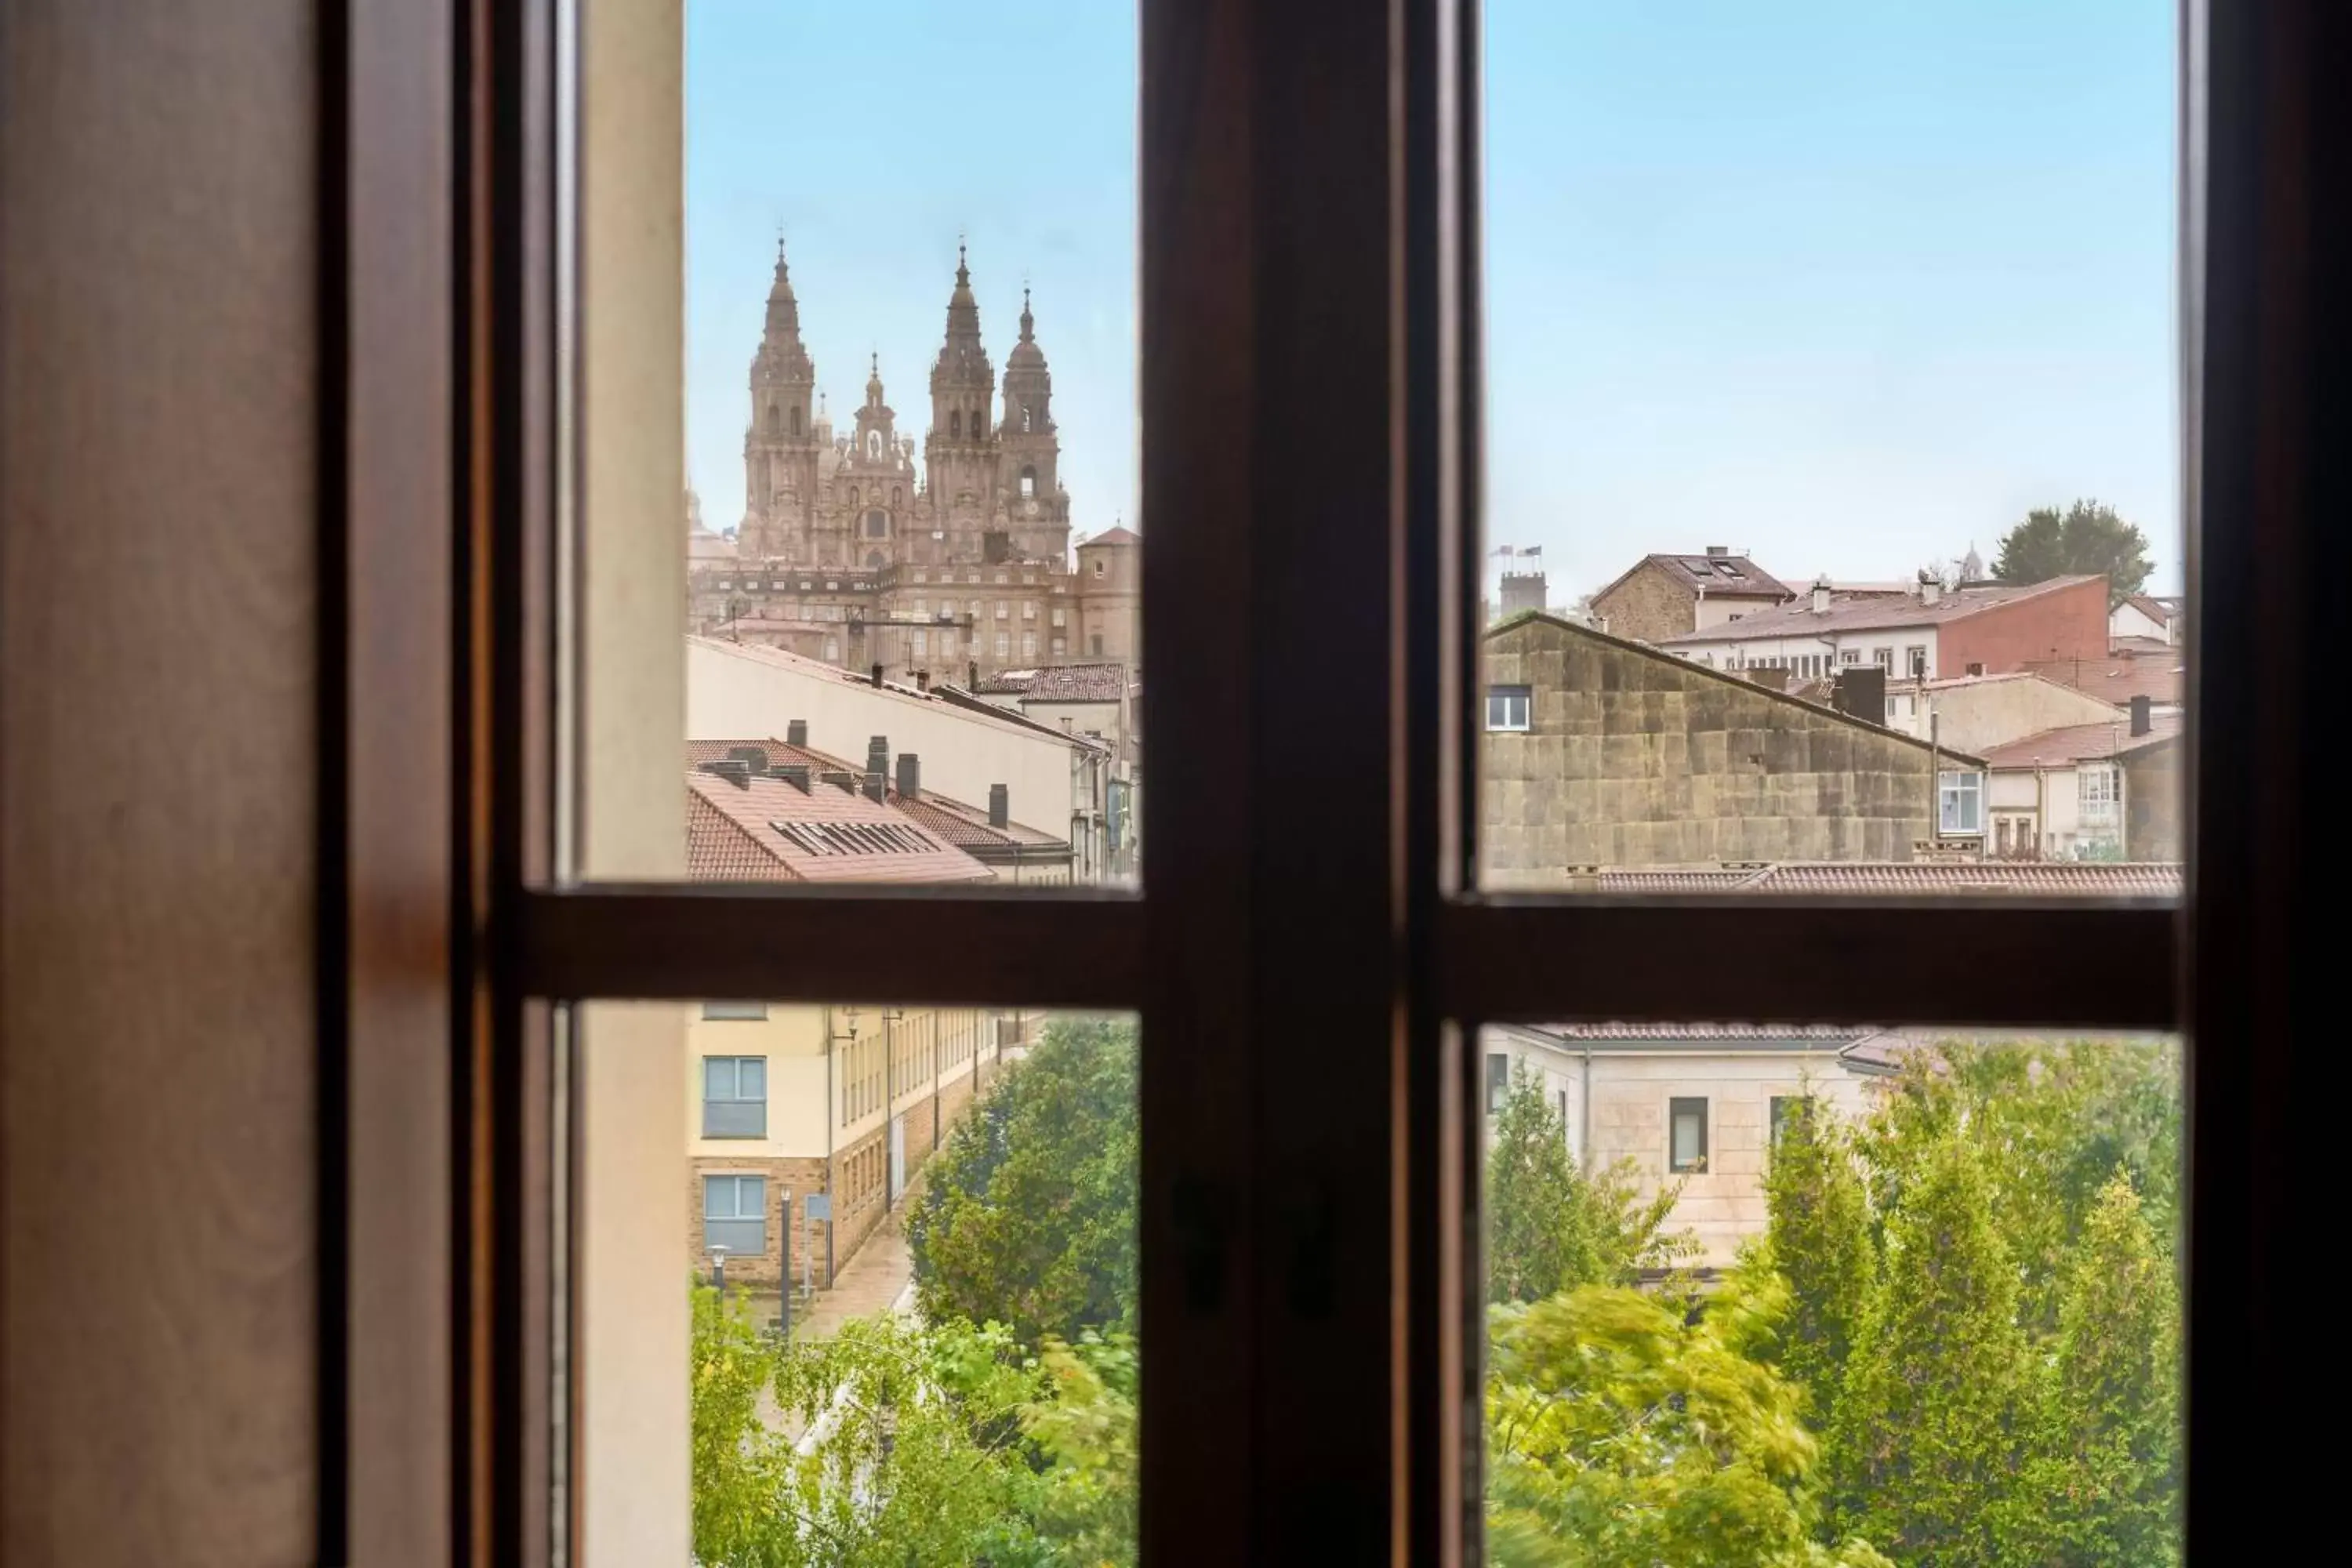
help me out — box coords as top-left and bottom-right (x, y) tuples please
(326, 0), (2348, 1562)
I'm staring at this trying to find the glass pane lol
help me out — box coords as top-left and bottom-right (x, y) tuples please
(582, 1002), (1140, 1564)
(596, 0), (1143, 893)
(1480, 1024), (2182, 1563)
(1479, 2), (2183, 896)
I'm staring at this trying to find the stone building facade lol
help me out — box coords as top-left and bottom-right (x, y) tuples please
(1588, 548), (1794, 644)
(1482, 612), (1984, 887)
(688, 242), (1138, 684)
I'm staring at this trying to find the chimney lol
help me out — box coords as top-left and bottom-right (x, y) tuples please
(988, 784), (1009, 829)
(820, 770), (857, 793)
(2129, 695), (2152, 737)
(914, 670), (930, 693)
(968, 659), (980, 689)
(774, 764), (813, 793)
(725, 745), (769, 775)
(870, 662), (884, 688)
(1810, 575), (1831, 615)
(786, 719), (808, 748)
(1705, 545), (1729, 557)
(864, 772), (886, 804)
(895, 753), (921, 801)
(697, 759), (753, 791)
(866, 735), (889, 775)
(1918, 570), (1942, 607)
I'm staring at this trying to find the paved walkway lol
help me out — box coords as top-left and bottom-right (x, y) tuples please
(795, 1181), (922, 1340)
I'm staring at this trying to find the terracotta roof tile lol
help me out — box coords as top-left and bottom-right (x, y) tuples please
(1659, 575), (2103, 644)
(686, 739), (1066, 853)
(971, 662), (1132, 702)
(2024, 654), (2183, 710)
(1978, 715), (2183, 770)
(1595, 862), (2181, 896)
(684, 769), (992, 884)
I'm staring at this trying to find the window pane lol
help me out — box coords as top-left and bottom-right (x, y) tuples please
(1480, 1024), (2182, 1562)
(586, 1002), (1141, 1563)
(622, 0), (1141, 893)
(1479, 1), (2183, 896)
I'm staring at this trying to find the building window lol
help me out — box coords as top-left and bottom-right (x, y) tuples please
(996, 632), (1011, 658)
(911, 598), (927, 617)
(996, 601), (1011, 620)
(940, 630), (956, 655)
(791, 405), (803, 436)
(1669, 1097), (1709, 1174)
(1091, 634), (1105, 655)
(1022, 633), (1038, 659)
(1839, 649), (1860, 665)
(866, 510), (888, 538)
(702, 1174), (765, 1260)
(1769, 1094), (1812, 1150)
(2080, 762), (2119, 824)
(1094, 559), (1106, 578)
(1021, 464), (1037, 497)
(950, 409), (963, 437)
(1906, 644), (1928, 677)
(1871, 647), (1893, 670)
(1051, 637), (1066, 656)
(911, 629), (927, 657)
(702, 1057), (767, 1138)
(1051, 607), (1066, 628)
(1484, 684), (1532, 731)
(1023, 601), (1037, 620)
(1939, 768), (1984, 834)
(1484, 1052), (1510, 1115)
(701, 1000), (768, 1021)
(822, 637), (840, 662)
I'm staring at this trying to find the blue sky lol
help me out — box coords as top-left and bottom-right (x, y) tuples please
(686, 0), (2178, 596)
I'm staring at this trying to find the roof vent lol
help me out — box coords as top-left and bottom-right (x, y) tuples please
(697, 759), (753, 791)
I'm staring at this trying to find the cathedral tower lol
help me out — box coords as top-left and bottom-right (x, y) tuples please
(996, 286), (1070, 562)
(924, 244), (1000, 557)
(740, 239), (822, 559)
(838, 354), (918, 569)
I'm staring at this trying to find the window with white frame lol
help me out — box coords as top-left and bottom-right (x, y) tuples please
(1940, 768), (1985, 834)
(2079, 762), (2120, 824)
(1484, 685), (1532, 731)
(701, 1056), (767, 1138)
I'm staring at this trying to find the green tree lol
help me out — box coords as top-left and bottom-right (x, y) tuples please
(1755, 1093), (1873, 1427)
(1485, 1281), (1889, 1568)
(1486, 1064), (1690, 1304)
(1023, 1333), (1139, 1568)
(1990, 499), (2153, 606)
(1828, 1134), (2034, 1567)
(1857, 1038), (2179, 1333)
(906, 1016), (1140, 1348)
(2028, 1174), (2183, 1568)
(689, 1284), (1047, 1568)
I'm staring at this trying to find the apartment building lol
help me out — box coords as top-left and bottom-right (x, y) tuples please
(1588, 547), (1795, 643)
(1658, 573), (2110, 681)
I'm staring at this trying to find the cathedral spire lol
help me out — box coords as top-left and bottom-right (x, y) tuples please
(866, 351), (885, 406)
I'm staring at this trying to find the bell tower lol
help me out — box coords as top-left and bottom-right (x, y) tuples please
(923, 242), (999, 559)
(996, 285), (1069, 562)
(741, 238), (821, 559)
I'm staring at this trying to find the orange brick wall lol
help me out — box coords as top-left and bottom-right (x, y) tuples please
(1940, 576), (2109, 675)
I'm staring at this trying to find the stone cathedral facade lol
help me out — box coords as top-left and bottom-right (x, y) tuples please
(688, 242), (1137, 683)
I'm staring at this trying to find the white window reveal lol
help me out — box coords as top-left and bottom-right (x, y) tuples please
(1485, 685), (1532, 732)
(2079, 762), (2119, 825)
(1938, 768), (1984, 835)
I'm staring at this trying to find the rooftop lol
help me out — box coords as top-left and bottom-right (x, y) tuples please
(1978, 714), (2183, 771)
(685, 739), (1070, 858)
(1596, 550), (1793, 603)
(1594, 861), (2181, 897)
(685, 767), (993, 884)
(2021, 651), (2185, 711)
(1080, 525), (1141, 547)
(1658, 575), (2103, 644)
(973, 662), (1134, 702)
(1525, 1021), (1884, 1048)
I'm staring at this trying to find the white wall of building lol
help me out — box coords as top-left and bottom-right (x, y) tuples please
(689, 636), (1083, 837)
(1483, 1029), (1879, 1270)
(2110, 600), (2172, 642)
(1988, 759), (2125, 858)
(1669, 623), (1941, 681)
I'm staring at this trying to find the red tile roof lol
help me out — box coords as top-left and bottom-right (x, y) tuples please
(972, 662), (1133, 702)
(685, 769), (992, 884)
(1595, 861), (2181, 897)
(1978, 715), (2183, 771)
(687, 739), (1066, 855)
(1081, 525), (1142, 546)
(2020, 652), (2184, 710)
(1659, 575), (2103, 644)
(1595, 551), (1793, 604)
(1530, 1021), (1881, 1046)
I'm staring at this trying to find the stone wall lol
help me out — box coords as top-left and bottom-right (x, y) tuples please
(2124, 738), (2182, 860)
(1588, 561), (1695, 644)
(1483, 615), (1951, 884)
